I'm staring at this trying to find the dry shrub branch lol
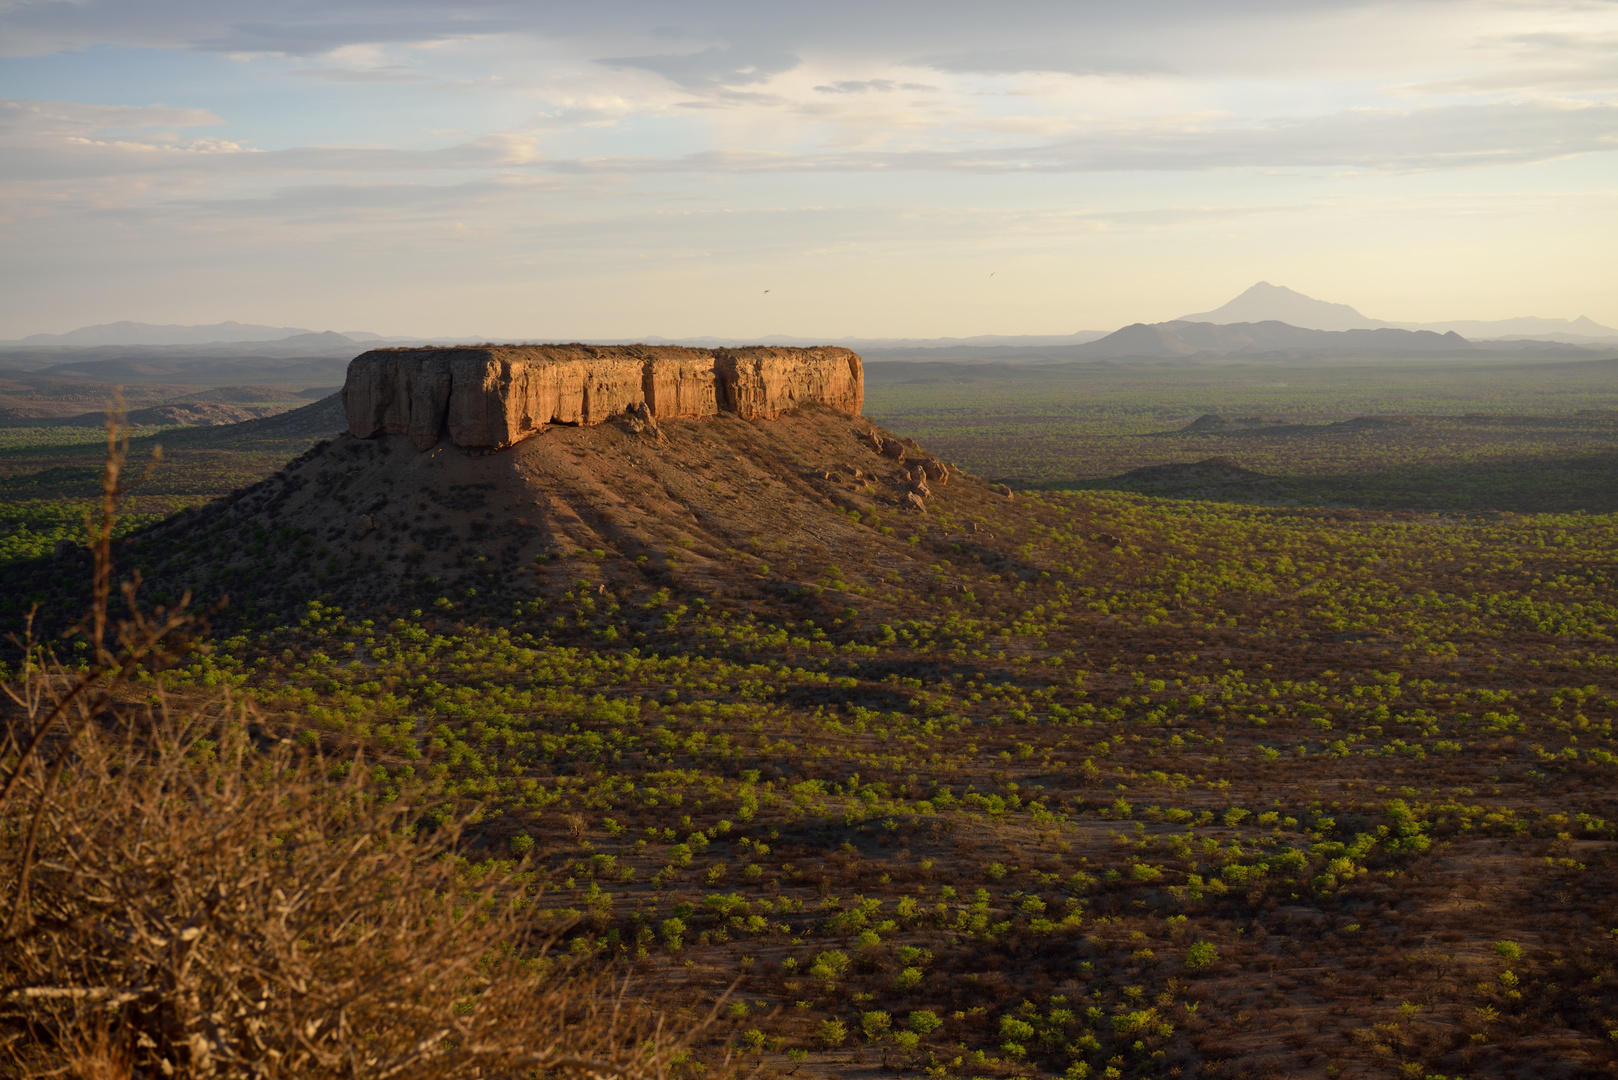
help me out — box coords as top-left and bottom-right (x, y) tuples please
(0, 415), (698, 1078)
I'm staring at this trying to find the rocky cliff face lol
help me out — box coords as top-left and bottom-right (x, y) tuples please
(343, 344), (862, 451)
(713, 347), (864, 420)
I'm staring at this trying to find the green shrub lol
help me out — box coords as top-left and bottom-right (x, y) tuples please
(809, 950), (851, 985)
(908, 1010), (943, 1035)
(999, 1016), (1035, 1043)
(860, 1010), (891, 1042)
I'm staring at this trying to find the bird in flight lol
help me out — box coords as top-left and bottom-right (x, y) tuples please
(989, 271), (996, 277)
(764, 289), (771, 294)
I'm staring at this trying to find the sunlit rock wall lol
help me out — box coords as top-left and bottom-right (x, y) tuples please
(712, 347), (864, 421)
(344, 344), (863, 451)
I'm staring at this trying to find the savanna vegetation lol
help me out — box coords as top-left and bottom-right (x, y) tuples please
(0, 433), (705, 1079)
(3, 355), (1617, 1079)
(0, 392), (341, 589)
(864, 355), (1618, 512)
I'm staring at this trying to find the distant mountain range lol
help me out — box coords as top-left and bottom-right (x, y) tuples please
(629, 331), (1117, 350)
(4, 287), (1615, 361)
(0, 331), (370, 372)
(1179, 282), (1618, 343)
(1066, 320), (1595, 360)
(3, 321), (390, 347)
(1, 324), (1116, 352)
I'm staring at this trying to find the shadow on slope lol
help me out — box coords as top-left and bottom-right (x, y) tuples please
(5, 403), (1049, 633)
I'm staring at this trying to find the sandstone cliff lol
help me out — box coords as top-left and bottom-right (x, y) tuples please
(343, 344), (862, 451)
(713, 347), (863, 420)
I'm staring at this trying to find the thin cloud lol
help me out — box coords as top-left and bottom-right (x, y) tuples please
(9, 98), (1613, 185)
(5, 0), (1618, 334)
(0, 121), (543, 181)
(813, 80), (938, 94)
(916, 47), (1173, 77)
(289, 67), (434, 84)
(541, 101), (1618, 175)
(1391, 30), (1618, 96)
(189, 18), (519, 57)
(0, 98), (224, 138)
(595, 46), (800, 90)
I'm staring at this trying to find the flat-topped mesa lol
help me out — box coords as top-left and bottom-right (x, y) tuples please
(342, 344), (863, 451)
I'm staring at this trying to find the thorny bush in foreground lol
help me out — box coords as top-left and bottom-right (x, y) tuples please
(0, 416), (699, 1079)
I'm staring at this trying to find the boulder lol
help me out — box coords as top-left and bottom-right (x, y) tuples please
(921, 460), (949, 485)
(904, 491), (927, 513)
(624, 401), (670, 442)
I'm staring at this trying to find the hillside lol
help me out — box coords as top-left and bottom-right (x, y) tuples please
(122, 401), (987, 623)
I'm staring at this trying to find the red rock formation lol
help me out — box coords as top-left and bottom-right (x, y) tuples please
(713, 347), (864, 420)
(343, 344), (862, 451)
(639, 350), (718, 420)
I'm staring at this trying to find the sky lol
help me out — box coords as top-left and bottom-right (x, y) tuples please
(1, 0), (1615, 340)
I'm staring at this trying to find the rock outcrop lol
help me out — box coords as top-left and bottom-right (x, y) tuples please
(641, 350), (719, 421)
(712, 347), (863, 420)
(343, 344), (862, 451)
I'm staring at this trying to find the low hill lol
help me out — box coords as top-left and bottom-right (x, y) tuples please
(1091, 456), (1283, 500)
(148, 392), (346, 446)
(0, 382), (328, 427)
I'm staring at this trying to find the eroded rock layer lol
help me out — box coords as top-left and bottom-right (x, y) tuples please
(713, 347), (864, 420)
(343, 344), (861, 451)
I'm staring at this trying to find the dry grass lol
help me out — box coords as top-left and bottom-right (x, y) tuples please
(0, 417), (703, 1079)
